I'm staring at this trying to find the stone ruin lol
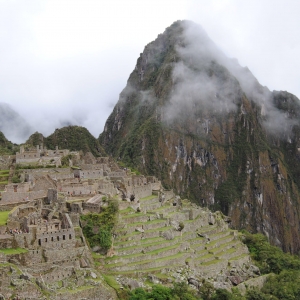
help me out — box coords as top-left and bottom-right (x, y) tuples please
(0, 150), (265, 298)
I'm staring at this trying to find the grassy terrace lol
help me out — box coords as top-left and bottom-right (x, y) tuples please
(119, 207), (135, 214)
(105, 250), (188, 269)
(206, 234), (235, 249)
(139, 195), (158, 201)
(118, 225), (172, 241)
(106, 244), (180, 263)
(0, 170), (9, 184)
(121, 212), (152, 219)
(125, 252), (187, 267)
(202, 258), (225, 266)
(121, 218), (166, 228)
(108, 264), (183, 276)
(209, 240), (239, 254)
(228, 253), (248, 261)
(103, 274), (120, 289)
(115, 236), (165, 247)
(0, 247), (28, 255)
(115, 236), (180, 252)
(0, 170), (9, 175)
(0, 210), (10, 226)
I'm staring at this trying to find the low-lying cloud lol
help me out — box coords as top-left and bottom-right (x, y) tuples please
(163, 21), (299, 137)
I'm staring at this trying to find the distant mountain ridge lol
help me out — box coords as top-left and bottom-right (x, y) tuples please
(100, 20), (300, 254)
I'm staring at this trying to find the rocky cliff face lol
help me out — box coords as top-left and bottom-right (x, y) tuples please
(100, 21), (300, 254)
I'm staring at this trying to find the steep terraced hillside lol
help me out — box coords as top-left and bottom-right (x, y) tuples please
(99, 195), (259, 290)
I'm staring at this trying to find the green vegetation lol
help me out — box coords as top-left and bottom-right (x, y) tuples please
(16, 164), (43, 170)
(128, 282), (246, 300)
(129, 283), (197, 300)
(0, 170), (9, 185)
(242, 232), (300, 274)
(61, 154), (73, 167)
(0, 248), (28, 255)
(0, 131), (19, 155)
(80, 200), (118, 252)
(241, 232), (300, 299)
(0, 210), (10, 225)
(11, 174), (21, 183)
(44, 126), (105, 157)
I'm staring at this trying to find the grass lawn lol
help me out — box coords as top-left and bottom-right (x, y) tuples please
(0, 210), (10, 226)
(0, 248), (28, 255)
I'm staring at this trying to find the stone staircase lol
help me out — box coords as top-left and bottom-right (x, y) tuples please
(102, 196), (251, 281)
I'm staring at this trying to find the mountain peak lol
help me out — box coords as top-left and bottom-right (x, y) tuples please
(100, 21), (300, 254)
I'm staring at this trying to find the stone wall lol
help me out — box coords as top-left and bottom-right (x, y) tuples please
(60, 182), (97, 196)
(1, 190), (46, 204)
(14, 232), (35, 248)
(70, 203), (83, 214)
(0, 155), (15, 169)
(41, 266), (75, 283)
(82, 202), (101, 213)
(31, 176), (56, 192)
(69, 213), (80, 226)
(0, 235), (15, 248)
(26, 249), (43, 264)
(74, 169), (103, 179)
(163, 190), (174, 201)
(133, 184), (152, 199)
(5, 182), (31, 193)
(98, 180), (116, 196)
(36, 228), (75, 249)
(49, 172), (74, 180)
(0, 201), (25, 211)
(109, 170), (126, 177)
(44, 247), (86, 264)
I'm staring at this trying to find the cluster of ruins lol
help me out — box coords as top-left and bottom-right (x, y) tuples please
(0, 146), (163, 289)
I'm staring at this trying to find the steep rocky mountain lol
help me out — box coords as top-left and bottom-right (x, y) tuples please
(0, 102), (32, 143)
(26, 126), (106, 157)
(100, 21), (300, 254)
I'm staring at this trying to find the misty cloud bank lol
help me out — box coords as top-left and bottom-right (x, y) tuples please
(163, 21), (299, 137)
(0, 103), (32, 144)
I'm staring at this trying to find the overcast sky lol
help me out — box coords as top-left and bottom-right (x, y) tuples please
(0, 0), (299, 143)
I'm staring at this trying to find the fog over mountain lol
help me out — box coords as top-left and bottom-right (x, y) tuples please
(0, 0), (299, 143)
(0, 103), (32, 143)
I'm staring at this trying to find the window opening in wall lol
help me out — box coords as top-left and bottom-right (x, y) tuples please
(38, 239), (41, 246)
(63, 235), (65, 240)
(57, 236), (59, 241)
(51, 237), (54, 241)
(69, 234), (72, 239)
(45, 238), (47, 242)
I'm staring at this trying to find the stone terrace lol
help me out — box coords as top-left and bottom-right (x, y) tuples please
(101, 196), (257, 288)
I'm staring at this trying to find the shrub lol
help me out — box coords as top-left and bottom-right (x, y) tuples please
(80, 200), (119, 252)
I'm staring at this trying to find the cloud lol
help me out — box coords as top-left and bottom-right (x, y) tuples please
(0, 1), (300, 143)
(0, 103), (32, 143)
(162, 21), (299, 137)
